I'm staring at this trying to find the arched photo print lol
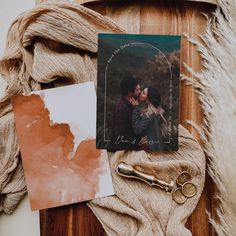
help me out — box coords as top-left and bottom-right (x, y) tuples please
(96, 34), (181, 152)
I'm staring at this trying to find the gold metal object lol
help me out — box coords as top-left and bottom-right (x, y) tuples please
(176, 171), (192, 186)
(116, 162), (174, 193)
(172, 187), (187, 204)
(181, 182), (197, 198)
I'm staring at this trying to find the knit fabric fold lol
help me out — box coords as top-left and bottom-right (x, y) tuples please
(88, 125), (205, 236)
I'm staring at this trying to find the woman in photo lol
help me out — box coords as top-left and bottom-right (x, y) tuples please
(130, 86), (167, 151)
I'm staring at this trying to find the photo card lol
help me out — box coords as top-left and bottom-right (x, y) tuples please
(96, 34), (181, 151)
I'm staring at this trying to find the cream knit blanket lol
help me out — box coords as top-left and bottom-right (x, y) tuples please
(89, 126), (205, 236)
(0, 2), (205, 235)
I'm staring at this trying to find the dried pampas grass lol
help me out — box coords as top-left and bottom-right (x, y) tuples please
(185, 0), (236, 235)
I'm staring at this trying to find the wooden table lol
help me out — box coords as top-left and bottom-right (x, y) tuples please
(40, 1), (217, 235)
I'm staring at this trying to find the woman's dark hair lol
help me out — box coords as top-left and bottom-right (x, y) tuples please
(147, 86), (161, 108)
(120, 76), (138, 95)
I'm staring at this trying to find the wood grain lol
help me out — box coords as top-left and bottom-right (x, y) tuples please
(74, 0), (217, 6)
(40, 1), (216, 235)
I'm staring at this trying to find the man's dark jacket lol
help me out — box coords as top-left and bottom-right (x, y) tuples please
(108, 97), (140, 150)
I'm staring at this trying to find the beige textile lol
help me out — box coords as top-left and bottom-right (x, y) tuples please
(88, 126), (205, 236)
(0, 1), (206, 235)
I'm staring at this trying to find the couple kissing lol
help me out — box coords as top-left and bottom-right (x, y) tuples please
(109, 76), (167, 151)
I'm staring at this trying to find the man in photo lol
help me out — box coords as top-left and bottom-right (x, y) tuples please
(108, 76), (141, 150)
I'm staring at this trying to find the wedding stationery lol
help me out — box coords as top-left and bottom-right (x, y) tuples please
(12, 82), (114, 210)
(96, 34), (181, 151)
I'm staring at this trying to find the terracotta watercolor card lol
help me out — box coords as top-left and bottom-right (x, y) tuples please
(12, 82), (114, 211)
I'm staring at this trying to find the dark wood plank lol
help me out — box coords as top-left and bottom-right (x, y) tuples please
(40, 203), (104, 236)
(40, 205), (73, 236)
(73, 203), (104, 236)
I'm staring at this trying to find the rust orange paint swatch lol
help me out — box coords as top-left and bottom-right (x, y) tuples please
(12, 82), (114, 210)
